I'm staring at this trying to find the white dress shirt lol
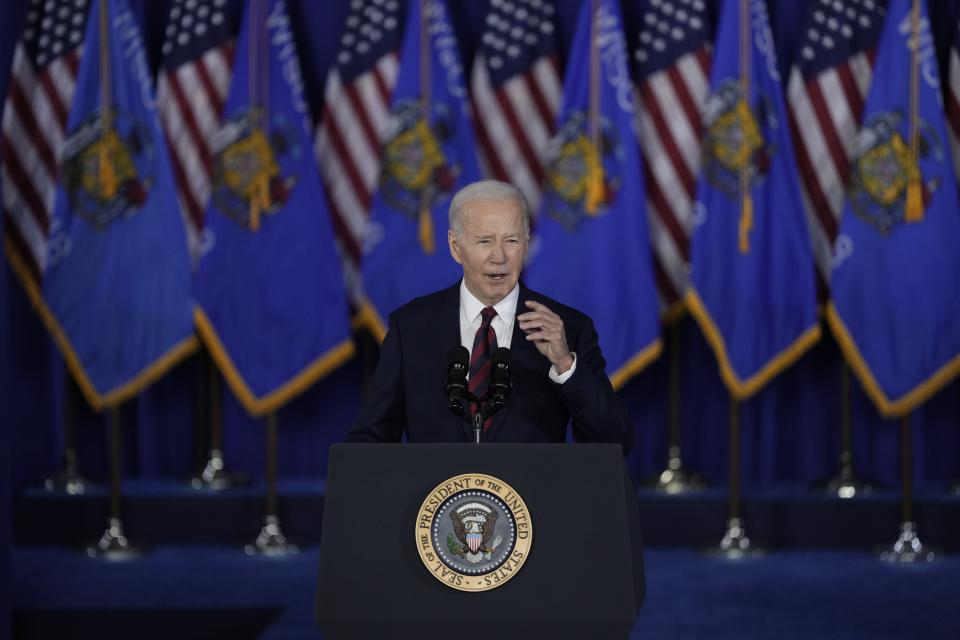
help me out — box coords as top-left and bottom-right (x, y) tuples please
(458, 281), (576, 383)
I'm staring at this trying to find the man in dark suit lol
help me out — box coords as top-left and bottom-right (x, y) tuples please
(348, 180), (631, 449)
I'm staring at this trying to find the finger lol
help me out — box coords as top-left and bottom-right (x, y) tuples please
(517, 311), (561, 327)
(524, 300), (556, 315)
(525, 329), (562, 343)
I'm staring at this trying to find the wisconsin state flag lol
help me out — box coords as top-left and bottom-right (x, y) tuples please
(686, 0), (820, 399)
(358, 0), (482, 340)
(31, 0), (196, 410)
(828, 0), (960, 416)
(194, 0), (353, 416)
(525, 0), (662, 388)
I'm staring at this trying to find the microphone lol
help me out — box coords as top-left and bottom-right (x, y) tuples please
(486, 347), (513, 415)
(444, 345), (469, 415)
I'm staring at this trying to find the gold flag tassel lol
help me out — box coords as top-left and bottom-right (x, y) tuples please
(418, 200), (435, 254)
(417, 0), (435, 254)
(738, 192), (753, 254)
(737, 0), (752, 254)
(584, 0), (604, 216)
(905, 0), (924, 223)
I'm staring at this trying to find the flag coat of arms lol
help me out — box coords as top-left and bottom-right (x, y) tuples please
(686, 0), (820, 400)
(828, 0), (960, 416)
(194, 0), (353, 416)
(358, 0), (482, 339)
(26, 0), (197, 410)
(524, 0), (662, 389)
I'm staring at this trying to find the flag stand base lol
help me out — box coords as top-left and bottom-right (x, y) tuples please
(709, 517), (763, 560)
(189, 449), (248, 491)
(647, 455), (704, 494)
(244, 515), (299, 557)
(879, 521), (936, 564)
(85, 517), (142, 560)
(43, 449), (90, 496)
(814, 464), (873, 499)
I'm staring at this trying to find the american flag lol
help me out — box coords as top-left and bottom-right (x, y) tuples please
(947, 18), (960, 184)
(470, 0), (562, 212)
(786, 0), (885, 292)
(630, 0), (712, 313)
(1, 0), (89, 286)
(314, 0), (404, 304)
(156, 0), (239, 262)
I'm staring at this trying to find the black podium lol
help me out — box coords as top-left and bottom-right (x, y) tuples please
(315, 443), (645, 639)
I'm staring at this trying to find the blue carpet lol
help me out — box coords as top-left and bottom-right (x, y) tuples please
(12, 547), (960, 639)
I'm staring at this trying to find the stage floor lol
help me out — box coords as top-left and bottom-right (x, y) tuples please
(11, 546), (960, 639)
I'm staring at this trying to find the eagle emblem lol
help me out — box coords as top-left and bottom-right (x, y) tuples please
(448, 501), (503, 564)
(541, 110), (622, 231)
(210, 108), (298, 231)
(847, 111), (940, 233)
(60, 107), (154, 230)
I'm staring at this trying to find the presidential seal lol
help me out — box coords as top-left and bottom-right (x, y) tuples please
(415, 473), (532, 592)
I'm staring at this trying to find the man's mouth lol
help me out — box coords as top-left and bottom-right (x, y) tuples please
(486, 273), (508, 281)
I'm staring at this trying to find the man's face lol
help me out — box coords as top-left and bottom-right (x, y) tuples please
(448, 198), (528, 307)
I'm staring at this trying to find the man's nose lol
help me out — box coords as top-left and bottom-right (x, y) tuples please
(489, 242), (506, 262)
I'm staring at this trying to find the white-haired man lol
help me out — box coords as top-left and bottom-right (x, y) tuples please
(348, 180), (631, 448)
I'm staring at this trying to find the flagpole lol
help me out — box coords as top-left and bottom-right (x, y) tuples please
(881, 414), (935, 562)
(713, 397), (757, 558)
(904, 0), (923, 221)
(86, 405), (141, 559)
(417, 0), (435, 254)
(816, 362), (872, 497)
(583, 0), (604, 214)
(650, 321), (703, 493)
(245, 412), (298, 555)
(737, 0), (752, 254)
(191, 350), (247, 490)
(43, 375), (91, 495)
(248, 0), (270, 231)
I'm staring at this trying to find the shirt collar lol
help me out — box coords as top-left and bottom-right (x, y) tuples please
(460, 280), (520, 323)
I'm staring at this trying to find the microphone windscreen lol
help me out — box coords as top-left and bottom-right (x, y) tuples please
(447, 345), (470, 369)
(492, 347), (512, 368)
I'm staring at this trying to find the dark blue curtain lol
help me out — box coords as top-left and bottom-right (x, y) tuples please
(2, 0), (959, 515)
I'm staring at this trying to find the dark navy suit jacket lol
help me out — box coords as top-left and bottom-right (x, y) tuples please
(347, 281), (632, 450)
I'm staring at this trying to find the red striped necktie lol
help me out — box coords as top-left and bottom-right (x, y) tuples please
(468, 306), (498, 429)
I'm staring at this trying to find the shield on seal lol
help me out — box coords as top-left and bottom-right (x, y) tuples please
(466, 532), (481, 553)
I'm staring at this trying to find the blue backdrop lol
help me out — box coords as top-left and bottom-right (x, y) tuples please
(2, 0), (959, 513)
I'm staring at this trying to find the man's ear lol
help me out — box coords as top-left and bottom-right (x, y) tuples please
(448, 229), (463, 265)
